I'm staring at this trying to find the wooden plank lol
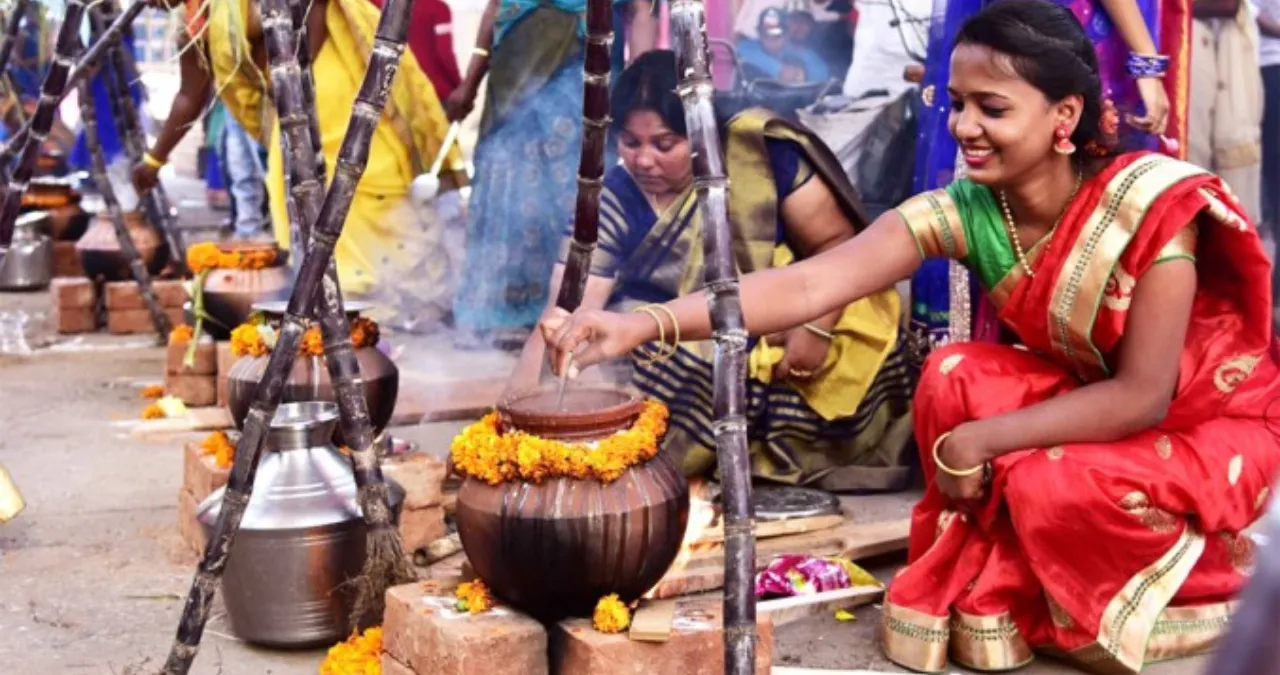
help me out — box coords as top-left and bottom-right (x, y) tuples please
(757, 585), (883, 627)
(628, 597), (679, 642)
(649, 518), (909, 600)
(694, 513), (845, 545)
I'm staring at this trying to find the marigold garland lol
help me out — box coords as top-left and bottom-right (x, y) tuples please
(229, 319), (381, 359)
(169, 324), (193, 345)
(300, 326), (325, 357)
(140, 384), (165, 399)
(200, 431), (236, 470)
(229, 324), (268, 358)
(450, 400), (669, 485)
(592, 594), (631, 633)
(455, 580), (494, 614)
(318, 626), (382, 675)
(141, 403), (165, 420)
(185, 241), (278, 275)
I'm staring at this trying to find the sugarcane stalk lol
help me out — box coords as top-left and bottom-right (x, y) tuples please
(76, 67), (170, 340)
(283, 0), (415, 622)
(90, 2), (188, 276)
(160, 0), (417, 670)
(0, 1), (145, 177)
(0, 0), (86, 262)
(554, 0), (612, 311)
(670, 2), (756, 673)
(0, 0), (32, 78)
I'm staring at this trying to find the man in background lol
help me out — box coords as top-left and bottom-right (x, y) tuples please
(738, 7), (830, 84)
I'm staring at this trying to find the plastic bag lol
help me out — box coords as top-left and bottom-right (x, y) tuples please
(754, 554), (882, 599)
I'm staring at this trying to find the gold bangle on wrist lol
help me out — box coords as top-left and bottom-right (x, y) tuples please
(142, 152), (166, 169)
(632, 306), (669, 365)
(649, 304), (681, 349)
(472, 47), (490, 59)
(932, 431), (985, 477)
(803, 323), (834, 341)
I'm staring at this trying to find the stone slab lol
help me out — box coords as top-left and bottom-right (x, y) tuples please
(107, 307), (184, 335)
(52, 305), (96, 334)
(49, 276), (94, 309)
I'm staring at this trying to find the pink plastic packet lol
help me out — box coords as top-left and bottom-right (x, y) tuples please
(754, 554), (854, 599)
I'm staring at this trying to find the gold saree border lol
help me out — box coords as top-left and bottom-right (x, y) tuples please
(950, 609), (1036, 672)
(1069, 526), (1206, 674)
(1047, 155), (1208, 381)
(896, 190), (967, 261)
(1144, 600), (1235, 664)
(881, 602), (950, 673)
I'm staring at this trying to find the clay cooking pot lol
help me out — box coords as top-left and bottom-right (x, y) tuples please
(455, 386), (690, 622)
(197, 242), (291, 340)
(74, 210), (168, 281)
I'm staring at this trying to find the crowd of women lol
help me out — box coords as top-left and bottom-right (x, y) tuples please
(8, 0), (1270, 670)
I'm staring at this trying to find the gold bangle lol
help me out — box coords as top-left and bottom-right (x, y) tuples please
(803, 323), (834, 340)
(472, 47), (490, 59)
(142, 152), (165, 169)
(931, 431), (985, 477)
(648, 304), (681, 352)
(632, 306), (668, 365)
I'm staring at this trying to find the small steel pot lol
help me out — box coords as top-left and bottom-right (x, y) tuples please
(0, 212), (53, 291)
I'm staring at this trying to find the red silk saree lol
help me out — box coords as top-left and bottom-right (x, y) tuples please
(885, 152), (1280, 673)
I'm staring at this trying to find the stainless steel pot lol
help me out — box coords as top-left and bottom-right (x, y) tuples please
(0, 212), (53, 291)
(195, 401), (404, 648)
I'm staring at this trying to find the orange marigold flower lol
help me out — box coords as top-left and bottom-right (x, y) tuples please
(318, 626), (382, 675)
(185, 242), (223, 274)
(140, 384), (165, 399)
(299, 326), (325, 357)
(199, 431), (237, 469)
(455, 580), (494, 614)
(229, 323), (268, 358)
(238, 248), (277, 270)
(141, 403), (165, 420)
(349, 316), (381, 349)
(169, 324), (194, 345)
(592, 594), (631, 633)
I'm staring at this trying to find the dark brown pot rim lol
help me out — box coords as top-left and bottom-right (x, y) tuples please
(497, 386), (644, 439)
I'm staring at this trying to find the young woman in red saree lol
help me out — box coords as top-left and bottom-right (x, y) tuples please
(539, 1), (1280, 672)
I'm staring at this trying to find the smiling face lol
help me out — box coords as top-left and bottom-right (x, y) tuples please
(947, 43), (1082, 187)
(618, 110), (694, 197)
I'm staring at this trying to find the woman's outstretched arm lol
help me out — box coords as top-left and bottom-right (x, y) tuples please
(543, 206), (923, 369)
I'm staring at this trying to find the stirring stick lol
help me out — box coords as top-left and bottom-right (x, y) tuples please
(556, 353), (575, 411)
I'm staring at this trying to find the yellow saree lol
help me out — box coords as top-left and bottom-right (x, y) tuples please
(204, 0), (463, 323)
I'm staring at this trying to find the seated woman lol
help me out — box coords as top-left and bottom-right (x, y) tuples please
(541, 2), (1280, 672)
(512, 50), (915, 491)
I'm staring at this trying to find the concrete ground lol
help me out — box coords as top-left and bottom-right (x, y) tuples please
(0, 286), (1207, 675)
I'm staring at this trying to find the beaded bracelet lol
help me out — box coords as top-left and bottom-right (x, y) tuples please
(1126, 53), (1169, 79)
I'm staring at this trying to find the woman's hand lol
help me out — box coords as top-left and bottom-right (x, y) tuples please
(132, 161), (160, 194)
(1127, 77), (1169, 136)
(771, 326), (831, 381)
(933, 425), (991, 503)
(539, 308), (650, 376)
(445, 82), (479, 122)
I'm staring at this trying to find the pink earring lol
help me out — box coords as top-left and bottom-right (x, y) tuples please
(1054, 126), (1077, 155)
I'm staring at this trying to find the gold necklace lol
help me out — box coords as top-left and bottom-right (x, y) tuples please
(999, 172), (1082, 278)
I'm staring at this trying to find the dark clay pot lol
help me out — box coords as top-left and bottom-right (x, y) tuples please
(199, 243), (291, 340)
(225, 347), (399, 438)
(74, 210), (168, 281)
(23, 178), (85, 241)
(456, 386), (689, 622)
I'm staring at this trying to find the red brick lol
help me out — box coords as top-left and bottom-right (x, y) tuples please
(53, 241), (83, 277)
(399, 507), (447, 554)
(551, 597), (774, 675)
(107, 307), (185, 334)
(167, 337), (217, 375)
(183, 441), (230, 503)
(50, 276), (94, 309)
(381, 655), (416, 675)
(177, 488), (207, 556)
(53, 305), (96, 334)
(216, 341), (235, 407)
(164, 373), (217, 407)
(383, 581), (549, 675)
(382, 451), (447, 509)
(104, 279), (189, 310)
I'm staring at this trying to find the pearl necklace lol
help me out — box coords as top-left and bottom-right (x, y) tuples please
(998, 172), (1082, 278)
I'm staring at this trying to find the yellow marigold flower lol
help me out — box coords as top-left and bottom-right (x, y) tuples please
(349, 316), (380, 349)
(169, 324), (194, 345)
(185, 242), (223, 274)
(199, 431), (237, 470)
(238, 248), (276, 270)
(141, 403), (165, 420)
(592, 594), (631, 633)
(299, 326), (325, 357)
(229, 323), (268, 358)
(455, 580), (494, 614)
(140, 384), (165, 399)
(318, 626), (382, 675)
